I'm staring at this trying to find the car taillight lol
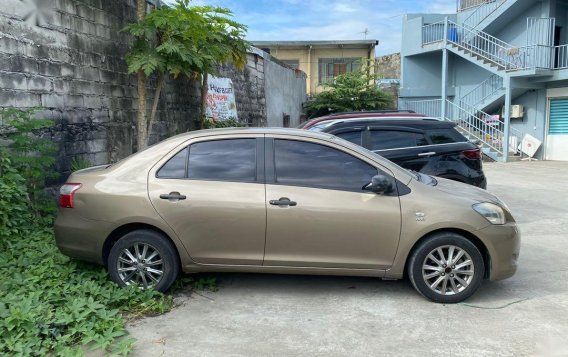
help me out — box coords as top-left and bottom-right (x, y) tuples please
(462, 148), (482, 160)
(59, 183), (82, 208)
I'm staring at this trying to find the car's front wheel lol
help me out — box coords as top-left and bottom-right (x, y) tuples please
(407, 232), (484, 303)
(108, 229), (179, 292)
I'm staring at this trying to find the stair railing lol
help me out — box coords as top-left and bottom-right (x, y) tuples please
(447, 21), (527, 70)
(399, 99), (443, 118)
(463, 0), (508, 29)
(444, 99), (505, 154)
(460, 74), (504, 108)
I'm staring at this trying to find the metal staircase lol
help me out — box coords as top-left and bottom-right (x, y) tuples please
(423, 20), (552, 73)
(460, 74), (504, 110)
(462, 0), (508, 30)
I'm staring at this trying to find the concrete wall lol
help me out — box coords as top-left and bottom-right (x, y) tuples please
(0, 1), (305, 178)
(0, 0), (199, 176)
(264, 56), (307, 127)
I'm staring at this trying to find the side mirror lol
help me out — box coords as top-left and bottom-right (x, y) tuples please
(364, 174), (393, 195)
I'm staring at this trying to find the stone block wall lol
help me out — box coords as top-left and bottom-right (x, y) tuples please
(0, 0), (198, 178)
(0, 1), (306, 181)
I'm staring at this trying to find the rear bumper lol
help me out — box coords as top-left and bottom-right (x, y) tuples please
(476, 222), (521, 281)
(54, 209), (110, 265)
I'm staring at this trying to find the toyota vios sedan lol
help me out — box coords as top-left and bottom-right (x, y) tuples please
(55, 128), (520, 303)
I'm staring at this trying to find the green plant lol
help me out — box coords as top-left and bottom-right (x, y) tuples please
(70, 156), (93, 172)
(1, 108), (58, 218)
(202, 118), (244, 129)
(0, 154), (33, 240)
(124, 0), (249, 150)
(0, 226), (217, 356)
(304, 63), (393, 118)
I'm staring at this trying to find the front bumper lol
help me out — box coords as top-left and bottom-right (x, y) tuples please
(476, 222), (521, 281)
(54, 209), (111, 265)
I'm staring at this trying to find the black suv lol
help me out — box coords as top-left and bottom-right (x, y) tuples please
(304, 114), (487, 188)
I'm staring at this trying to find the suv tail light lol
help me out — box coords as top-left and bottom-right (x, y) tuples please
(59, 183), (82, 208)
(462, 148), (482, 160)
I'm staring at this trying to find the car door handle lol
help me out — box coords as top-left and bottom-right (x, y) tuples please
(160, 192), (187, 200)
(418, 151), (436, 157)
(269, 198), (297, 207)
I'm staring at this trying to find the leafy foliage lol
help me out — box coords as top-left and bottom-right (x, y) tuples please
(1, 108), (58, 219)
(0, 155), (32, 240)
(304, 64), (394, 118)
(0, 225), (217, 356)
(70, 156), (93, 172)
(124, 0), (249, 78)
(123, 0), (250, 145)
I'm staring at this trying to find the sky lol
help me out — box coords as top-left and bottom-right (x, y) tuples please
(166, 0), (456, 56)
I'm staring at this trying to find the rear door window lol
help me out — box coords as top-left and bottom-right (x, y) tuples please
(188, 139), (257, 182)
(427, 129), (467, 144)
(369, 130), (428, 151)
(335, 130), (363, 146)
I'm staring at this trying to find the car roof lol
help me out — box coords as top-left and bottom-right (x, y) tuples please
(301, 111), (427, 128)
(167, 127), (336, 142)
(316, 118), (458, 131)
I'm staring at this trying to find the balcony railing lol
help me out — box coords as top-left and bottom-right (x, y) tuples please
(554, 44), (568, 69)
(422, 21), (445, 45)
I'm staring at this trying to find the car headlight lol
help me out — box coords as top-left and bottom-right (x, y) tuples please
(473, 202), (506, 225)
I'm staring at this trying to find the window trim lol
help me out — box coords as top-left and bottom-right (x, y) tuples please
(266, 137), (382, 193)
(155, 137), (263, 184)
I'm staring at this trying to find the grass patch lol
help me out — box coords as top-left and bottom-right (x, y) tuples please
(0, 228), (214, 356)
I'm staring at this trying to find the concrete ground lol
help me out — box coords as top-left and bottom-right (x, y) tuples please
(128, 161), (568, 357)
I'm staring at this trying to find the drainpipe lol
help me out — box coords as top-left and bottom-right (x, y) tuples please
(502, 76), (512, 162)
(307, 45), (313, 95)
(441, 17), (449, 120)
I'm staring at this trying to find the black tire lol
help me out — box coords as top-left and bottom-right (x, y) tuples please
(108, 229), (179, 293)
(407, 232), (484, 303)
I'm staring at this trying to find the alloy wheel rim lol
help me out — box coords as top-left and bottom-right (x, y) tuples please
(117, 243), (164, 289)
(422, 245), (474, 296)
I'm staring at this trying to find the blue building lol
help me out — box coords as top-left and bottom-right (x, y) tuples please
(399, 0), (568, 161)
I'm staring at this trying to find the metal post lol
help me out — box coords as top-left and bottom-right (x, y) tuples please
(441, 17), (449, 120)
(502, 76), (512, 162)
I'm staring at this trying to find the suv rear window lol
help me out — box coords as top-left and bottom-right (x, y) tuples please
(370, 130), (428, 151)
(426, 129), (467, 144)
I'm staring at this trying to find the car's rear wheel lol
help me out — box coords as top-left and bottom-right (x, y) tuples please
(108, 229), (179, 292)
(407, 232), (484, 303)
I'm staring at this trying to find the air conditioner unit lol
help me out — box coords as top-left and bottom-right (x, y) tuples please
(502, 105), (524, 118)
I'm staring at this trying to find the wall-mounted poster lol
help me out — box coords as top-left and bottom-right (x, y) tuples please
(205, 76), (238, 121)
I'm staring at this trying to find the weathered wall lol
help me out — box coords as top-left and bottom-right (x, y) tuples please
(264, 55), (306, 127)
(0, 0), (199, 176)
(0, 1), (305, 180)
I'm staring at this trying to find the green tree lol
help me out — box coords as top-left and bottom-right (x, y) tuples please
(0, 108), (57, 219)
(124, 0), (249, 150)
(304, 63), (393, 118)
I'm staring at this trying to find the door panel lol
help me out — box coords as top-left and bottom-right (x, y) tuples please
(264, 137), (402, 270)
(149, 180), (266, 265)
(264, 185), (401, 269)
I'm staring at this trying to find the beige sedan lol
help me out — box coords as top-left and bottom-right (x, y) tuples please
(55, 128), (520, 303)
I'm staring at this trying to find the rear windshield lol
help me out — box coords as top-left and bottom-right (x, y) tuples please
(426, 128), (468, 144)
